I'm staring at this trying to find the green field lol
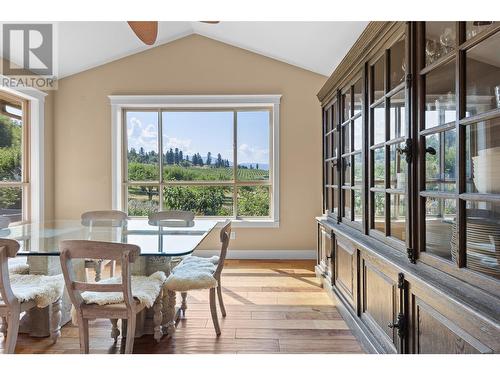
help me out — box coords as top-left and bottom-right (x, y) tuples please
(127, 162), (270, 217)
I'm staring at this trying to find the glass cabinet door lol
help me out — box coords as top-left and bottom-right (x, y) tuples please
(369, 33), (410, 250)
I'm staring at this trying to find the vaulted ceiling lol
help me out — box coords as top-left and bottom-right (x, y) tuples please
(1, 21), (368, 78)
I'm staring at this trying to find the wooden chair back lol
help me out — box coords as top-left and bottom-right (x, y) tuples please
(214, 221), (231, 278)
(81, 210), (128, 227)
(59, 240), (140, 310)
(0, 239), (20, 307)
(148, 210), (195, 226)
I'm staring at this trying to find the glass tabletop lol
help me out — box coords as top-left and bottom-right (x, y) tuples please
(0, 219), (218, 256)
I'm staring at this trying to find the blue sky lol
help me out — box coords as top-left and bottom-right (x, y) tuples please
(126, 111), (270, 165)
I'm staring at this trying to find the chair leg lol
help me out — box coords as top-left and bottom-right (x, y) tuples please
(77, 317), (90, 354)
(5, 305), (20, 354)
(94, 261), (102, 282)
(217, 284), (226, 318)
(49, 299), (62, 344)
(180, 292), (188, 317)
(124, 314), (137, 354)
(110, 319), (120, 342)
(209, 288), (221, 336)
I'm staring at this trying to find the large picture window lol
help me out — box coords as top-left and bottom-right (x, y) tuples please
(0, 92), (28, 225)
(111, 95), (280, 226)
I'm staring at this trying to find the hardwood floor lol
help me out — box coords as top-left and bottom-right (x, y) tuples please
(1, 260), (364, 354)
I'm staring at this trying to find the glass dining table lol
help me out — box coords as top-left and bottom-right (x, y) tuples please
(0, 218), (219, 339)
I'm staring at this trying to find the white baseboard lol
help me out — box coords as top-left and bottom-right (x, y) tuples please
(192, 249), (316, 260)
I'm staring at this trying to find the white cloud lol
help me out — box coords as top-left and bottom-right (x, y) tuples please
(163, 136), (193, 154)
(237, 143), (269, 164)
(127, 117), (158, 151)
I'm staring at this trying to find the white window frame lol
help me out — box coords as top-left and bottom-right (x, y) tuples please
(0, 85), (46, 223)
(109, 95), (281, 228)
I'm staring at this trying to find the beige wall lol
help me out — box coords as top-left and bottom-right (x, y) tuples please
(52, 34), (326, 251)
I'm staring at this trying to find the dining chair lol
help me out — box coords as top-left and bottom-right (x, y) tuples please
(148, 210), (195, 226)
(164, 221), (231, 336)
(81, 210), (128, 282)
(148, 210), (195, 310)
(0, 239), (64, 354)
(59, 240), (165, 354)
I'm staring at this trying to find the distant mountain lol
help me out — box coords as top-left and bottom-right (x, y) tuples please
(237, 163), (269, 171)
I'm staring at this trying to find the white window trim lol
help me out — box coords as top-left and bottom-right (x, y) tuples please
(0, 84), (46, 223)
(108, 95), (281, 228)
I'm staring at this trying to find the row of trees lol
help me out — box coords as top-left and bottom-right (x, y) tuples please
(128, 147), (231, 168)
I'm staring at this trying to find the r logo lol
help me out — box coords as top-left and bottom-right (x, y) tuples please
(2, 24), (53, 76)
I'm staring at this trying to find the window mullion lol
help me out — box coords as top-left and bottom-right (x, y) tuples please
(158, 109), (164, 210)
(233, 110), (238, 218)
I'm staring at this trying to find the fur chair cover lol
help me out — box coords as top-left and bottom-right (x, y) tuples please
(164, 261), (217, 292)
(8, 257), (29, 274)
(8, 274), (64, 308)
(70, 271), (166, 325)
(180, 255), (219, 266)
(79, 271), (166, 307)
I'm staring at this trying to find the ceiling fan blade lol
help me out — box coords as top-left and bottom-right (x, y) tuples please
(200, 21), (220, 24)
(127, 21), (158, 45)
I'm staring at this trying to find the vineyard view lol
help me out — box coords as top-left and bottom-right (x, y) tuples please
(126, 110), (271, 217)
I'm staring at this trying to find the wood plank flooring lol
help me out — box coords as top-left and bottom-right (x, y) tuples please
(1, 260), (364, 354)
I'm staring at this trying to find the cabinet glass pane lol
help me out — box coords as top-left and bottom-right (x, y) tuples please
(459, 201), (500, 280)
(342, 124), (351, 154)
(373, 103), (385, 145)
(354, 190), (362, 222)
(331, 132), (337, 159)
(342, 157), (351, 186)
(332, 104), (338, 129)
(326, 107), (332, 133)
(465, 31), (500, 117)
(389, 143), (407, 190)
(373, 192), (385, 233)
(425, 22), (456, 66)
(343, 91), (351, 122)
(373, 147), (385, 188)
(425, 61), (456, 129)
(390, 38), (406, 89)
(466, 117), (500, 194)
(354, 79), (363, 116)
(390, 194), (406, 241)
(325, 132), (331, 159)
(343, 189), (351, 220)
(425, 129), (456, 192)
(466, 21), (494, 41)
(389, 90), (406, 139)
(332, 187), (338, 216)
(372, 57), (385, 103)
(331, 161), (338, 186)
(353, 116), (363, 151)
(354, 153), (362, 186)
(425, 197), (456, 260)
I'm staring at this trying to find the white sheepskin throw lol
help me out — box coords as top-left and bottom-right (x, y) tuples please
(9, 274), (64, 308)
(8, 257), (29, 274)
(165, 262), (217, 292)
(80, 271), (166, 308)
(181, 255), (219, 266)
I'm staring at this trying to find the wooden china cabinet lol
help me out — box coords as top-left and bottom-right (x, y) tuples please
(316, 21), (500, 353)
